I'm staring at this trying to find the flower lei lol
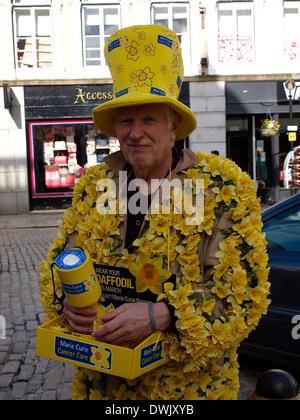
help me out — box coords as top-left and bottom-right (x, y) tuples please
(39, 151), (270, 400)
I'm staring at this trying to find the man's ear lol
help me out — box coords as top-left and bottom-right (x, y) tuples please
(171, 113), (182, 142)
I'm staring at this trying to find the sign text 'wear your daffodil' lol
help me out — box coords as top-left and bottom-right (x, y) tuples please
(95, 260), (176, 309)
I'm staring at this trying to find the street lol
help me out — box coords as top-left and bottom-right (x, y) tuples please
(0, 218), (289, 400)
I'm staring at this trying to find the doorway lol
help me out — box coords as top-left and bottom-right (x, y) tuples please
(226, 116), (253, 176)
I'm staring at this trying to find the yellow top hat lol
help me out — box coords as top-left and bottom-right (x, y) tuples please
(93, 25), (197, 141)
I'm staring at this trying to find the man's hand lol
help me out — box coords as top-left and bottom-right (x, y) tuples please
(63, 298), (98, 334)
(92, 302), (171, 347)
(63, 299), (172, 347)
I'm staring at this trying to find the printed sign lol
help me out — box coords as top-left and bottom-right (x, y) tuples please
(94, 264), (176, 308)
(60, 273), (98, 296)
(54, 336), (112, 371)
(140, 339), (166, 370)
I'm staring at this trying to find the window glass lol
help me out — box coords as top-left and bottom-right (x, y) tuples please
(152, 3), (190, 64)
(29, 120), (120, 198)
(82, 5), (120, 66)
(14, 7), (52, 68)
(284, 4), (300, 60)
(263, 204), (300, 252)
(218, 3), (254, 63)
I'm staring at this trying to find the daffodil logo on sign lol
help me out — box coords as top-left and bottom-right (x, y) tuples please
(129, 253), (172, 296)
(90, 344), (112, 370)
(83, 273), (97, 292)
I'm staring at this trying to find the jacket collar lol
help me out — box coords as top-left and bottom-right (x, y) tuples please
(104, 148), (199, 177)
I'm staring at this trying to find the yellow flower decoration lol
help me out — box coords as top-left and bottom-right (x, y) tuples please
(171, 54), (182, 74)
(130, 67), (155, 87)
(90, 344), (111, 370)
(143, 43), (156, 56)
(125, 40), (139, 61)
(161, 64), (167, 74)
(129, 253), (172, 295)
(39, 151), (270, 401)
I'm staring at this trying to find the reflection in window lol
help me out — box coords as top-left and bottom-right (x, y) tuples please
(82, 5), (121, 66)
(151, 3), (191, 65)
(14, 7), (52, 68)
(263, 204), (300, 252)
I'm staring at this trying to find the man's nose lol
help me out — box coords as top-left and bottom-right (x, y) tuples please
(129, 120), (144, 140)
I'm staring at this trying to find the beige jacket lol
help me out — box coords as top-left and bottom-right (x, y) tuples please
(105, 148), (231, 297)
(68, 148), (230, 313)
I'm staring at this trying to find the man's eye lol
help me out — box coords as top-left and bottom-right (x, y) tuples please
(144, 117), (156, 123)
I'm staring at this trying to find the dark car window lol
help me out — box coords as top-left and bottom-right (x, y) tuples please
(263, 204), (300, 252)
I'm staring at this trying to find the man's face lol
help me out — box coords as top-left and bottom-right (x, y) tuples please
(114, 104), (179, 177)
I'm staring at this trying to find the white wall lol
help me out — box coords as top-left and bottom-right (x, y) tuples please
(189, 81), (226, 156)
(0, 86), (28, 215)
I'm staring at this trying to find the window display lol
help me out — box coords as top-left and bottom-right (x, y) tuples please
(283, 146), (300, 189)
(29, 120), (119, 198)
(218, 3), (254, 63)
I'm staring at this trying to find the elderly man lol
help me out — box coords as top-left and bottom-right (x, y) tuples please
(63, 103), (180, 347)
(39, 25), (270, 400)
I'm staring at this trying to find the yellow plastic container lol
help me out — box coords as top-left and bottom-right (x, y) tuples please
(36, 315), (169, 379)
(54, 249), (104, 316)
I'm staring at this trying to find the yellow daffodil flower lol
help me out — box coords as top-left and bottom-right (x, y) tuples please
(129, 253), (172, 295)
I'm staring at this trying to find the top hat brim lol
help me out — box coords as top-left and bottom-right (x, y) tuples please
(93, 91), (197, 141)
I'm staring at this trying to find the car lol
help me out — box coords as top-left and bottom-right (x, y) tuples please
(240, 192), (300, 369)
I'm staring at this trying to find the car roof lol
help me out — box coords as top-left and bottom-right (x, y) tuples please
(261, 192), (300, 222)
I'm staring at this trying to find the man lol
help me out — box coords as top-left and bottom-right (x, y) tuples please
(39, 25), (270, 400)
(63, 103), (179, 348)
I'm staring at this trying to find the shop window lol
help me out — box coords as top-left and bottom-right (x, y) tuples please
(13, 5), (53, 68)
(151, 2), (191, 65)
(283, 1), (300, 61)
(29, 120), (120, 198)
(227, 116), (251, 174)
(218, 2), (254, 63)
(82, 4), (121, 66)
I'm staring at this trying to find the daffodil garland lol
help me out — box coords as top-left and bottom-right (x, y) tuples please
(39, 152), (270, 400)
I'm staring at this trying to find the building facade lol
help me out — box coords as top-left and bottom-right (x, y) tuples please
(0, 0), (300, 213)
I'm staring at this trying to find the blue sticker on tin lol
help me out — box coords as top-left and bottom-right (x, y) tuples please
(140, 340), (165, 369)
(61, 273), (97, 296)
(56, 249), (87, 270)
(54, 336), (112, 371)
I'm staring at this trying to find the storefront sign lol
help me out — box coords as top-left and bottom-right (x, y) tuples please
(282, 81), (300, 101)
(25, 83), (190, 120)
(74, 88), (113, 105)
(24, 85), (113, 119)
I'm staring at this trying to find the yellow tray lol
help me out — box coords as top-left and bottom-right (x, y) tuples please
(36, 315), (169, 379)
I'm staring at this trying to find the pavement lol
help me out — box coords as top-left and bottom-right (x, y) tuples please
(0, 212), (262, 400)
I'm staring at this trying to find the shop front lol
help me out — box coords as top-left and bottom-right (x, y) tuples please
(226, 80), (300, 205)
(25, 83), (191, 211)
(25, 84), (115, 211)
